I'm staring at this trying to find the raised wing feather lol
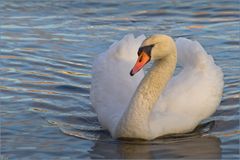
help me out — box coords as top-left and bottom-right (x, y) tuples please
(150, 38), (224, 136)
(90, 34), (146, 133)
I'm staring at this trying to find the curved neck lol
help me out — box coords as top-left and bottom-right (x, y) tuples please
(115, 53), (177, 139)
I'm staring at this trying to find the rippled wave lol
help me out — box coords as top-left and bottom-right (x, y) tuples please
(1, 0), (239, 159)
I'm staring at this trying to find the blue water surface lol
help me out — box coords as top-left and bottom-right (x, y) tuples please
(1, 0), (239, 159)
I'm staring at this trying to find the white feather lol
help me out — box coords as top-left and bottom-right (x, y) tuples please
(90, 34), (224, 139)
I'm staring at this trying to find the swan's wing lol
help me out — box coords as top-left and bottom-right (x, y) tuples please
(90, 34), (145, 134)
(168, 38), (224, 117)
(151, 38), (224, 136)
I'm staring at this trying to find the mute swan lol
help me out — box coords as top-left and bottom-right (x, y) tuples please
(90, 34), (223, 140)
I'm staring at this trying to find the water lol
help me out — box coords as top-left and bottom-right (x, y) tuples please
(0, 0), (239, 159)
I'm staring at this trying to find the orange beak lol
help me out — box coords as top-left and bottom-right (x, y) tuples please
(130, 52), (150, 76)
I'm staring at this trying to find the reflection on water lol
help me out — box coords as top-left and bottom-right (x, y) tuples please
(1, 0), (239, 159)
(91, 136), (221, 159)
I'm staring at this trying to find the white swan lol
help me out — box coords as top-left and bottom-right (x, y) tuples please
(90, 34), (223, 140)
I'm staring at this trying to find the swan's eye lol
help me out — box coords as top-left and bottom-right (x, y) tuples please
(137, 44), (154, 57)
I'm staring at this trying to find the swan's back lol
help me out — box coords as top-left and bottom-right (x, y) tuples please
(150, 38), (224, 137)
(90, 34), (145, 134)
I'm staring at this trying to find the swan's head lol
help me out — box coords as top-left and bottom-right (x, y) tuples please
(130, 34), (176, 76)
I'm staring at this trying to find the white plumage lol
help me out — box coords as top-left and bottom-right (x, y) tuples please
(90, 34), (223, 140)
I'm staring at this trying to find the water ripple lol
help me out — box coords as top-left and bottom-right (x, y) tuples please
(1, 0), (239, 159)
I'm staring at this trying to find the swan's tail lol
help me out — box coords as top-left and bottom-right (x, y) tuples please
(176, 38), (214, 68)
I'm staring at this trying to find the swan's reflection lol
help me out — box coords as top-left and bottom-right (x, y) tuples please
(90, 136), (221, 159)
(58, 114), (221, 159)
